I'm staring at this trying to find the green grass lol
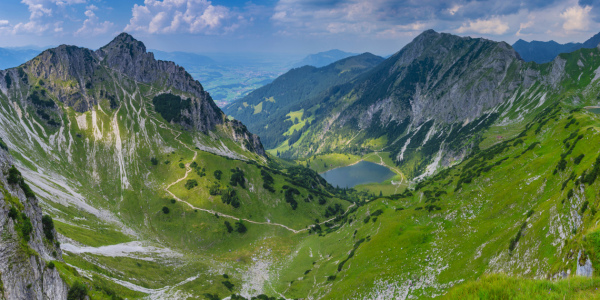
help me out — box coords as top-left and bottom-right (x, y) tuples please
(444, 274), (600, 299)
(54, 221), (131, 247)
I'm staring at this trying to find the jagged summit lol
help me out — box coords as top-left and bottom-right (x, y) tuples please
(97, 32), (147, 59)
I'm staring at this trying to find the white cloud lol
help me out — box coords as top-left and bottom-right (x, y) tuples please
(75, 8), (113, 36)
(125, 0), (233, 34)
(447, 4), (462, 16)
(561, 5), (592, 31)
(456, 17), (509, 35)
(0, 20), (9, 27)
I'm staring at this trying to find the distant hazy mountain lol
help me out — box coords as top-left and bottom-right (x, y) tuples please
(513, 31), (600, 63)
(291, 49), (358, 68)
(0, 48), (41, 69)
(150, 49), (216, 66)
(512, 40), (580, 64)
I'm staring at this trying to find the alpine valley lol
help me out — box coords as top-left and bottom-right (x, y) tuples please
(3, 28), (600, 300)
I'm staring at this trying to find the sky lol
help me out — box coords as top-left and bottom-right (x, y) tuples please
(0, 0), (599, 56)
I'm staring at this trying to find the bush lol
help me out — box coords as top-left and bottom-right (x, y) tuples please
(214, 170), (222, 180)
(20, 213), (33, 241)
(162, 206), (170, 214)
(203, 294), (220, 300)
(230, 168), (246, 188)
(224, 221), (233, 233)
(42, 215), (55, 241)
(47, 261), (55, 269)
(8, 207), (18, 219)
(222, 188), (241, 208)
(209, 183), (222, 195)
(67, 281), (88, 300)
(574, 154), (585, 165)
(0, 137), (8, 151)
(179, 163), (185, 169)
(222, 280), (234, 291)
(235, 220), (247, 234)
(526, 210), (534, 218)
(184, 179), (198, 190)
(150, 157), (158, 165)
(581, 201), (589, 214)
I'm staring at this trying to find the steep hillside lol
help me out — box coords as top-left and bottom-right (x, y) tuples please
(224, 53), (384, 148)
(0, 143), (67, 299)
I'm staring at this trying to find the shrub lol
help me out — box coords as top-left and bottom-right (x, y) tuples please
(8, 207), (18, 219)
(363, 216), (370, 223)
(209, 183), (222, 195)
(67, 281), (88, 300)
(214, 170), (222, 180)
(20, 213), (33, 241)
(222, 188), (241, 208)
(42, 215), (55, 241)
(184, 179), (198, 190)
(574, 154), (585, 165)
(224, 221), (233, 233)
(178, 163), (185, 169)
(526, 210), (534, 218)
(162, 206), (170, 214)
(581, 201), (589, 214)
(150, 157), (158, 165)
(222, 280), (234, 291)
(0, 137), (7, 151)
(235, 220), (247, 233)
(47, 261), (55, 269)
(203, 294), (220, 300)
(230, 168), (246, 188)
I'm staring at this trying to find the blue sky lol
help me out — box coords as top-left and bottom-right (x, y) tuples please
(0, 0), (598, 56)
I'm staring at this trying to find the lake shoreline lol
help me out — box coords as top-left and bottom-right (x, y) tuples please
(320, 160), (396, 188)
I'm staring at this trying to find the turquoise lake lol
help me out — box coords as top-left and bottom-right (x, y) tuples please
(320, 161), (395, 188)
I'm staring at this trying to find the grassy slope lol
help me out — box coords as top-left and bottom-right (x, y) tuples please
(0, 65), (354, 298)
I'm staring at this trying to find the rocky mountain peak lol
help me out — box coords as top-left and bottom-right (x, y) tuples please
(97, 32), (147, 60)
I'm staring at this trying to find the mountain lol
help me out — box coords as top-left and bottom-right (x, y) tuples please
(150, 49), (216, 66)
(263, 30), (536, 175)
(291, 49), (358, 68)
(582, 31), (600, 48)
(512, 39), (580, 63)
(5, 29), (600, 299)
(0, 47), (42, 69)
(224, 52), (385, 148)
(513, 31), (600, 64)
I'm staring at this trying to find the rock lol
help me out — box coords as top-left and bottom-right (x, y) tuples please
(576, 250), (593, 277)
(0, 147), (67, 299)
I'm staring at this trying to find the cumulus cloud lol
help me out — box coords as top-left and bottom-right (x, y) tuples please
(561, 4), (592, 31)
(456, 17), (510, 35)
(75, 7), (114, 36)
(125, 0), (233, 34)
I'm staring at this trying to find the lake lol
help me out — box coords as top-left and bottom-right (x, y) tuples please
(320, 161), (395, 188)
(585, 107), (600, 114)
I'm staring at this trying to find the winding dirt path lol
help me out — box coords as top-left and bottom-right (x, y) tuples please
(162, 127), (355, 234)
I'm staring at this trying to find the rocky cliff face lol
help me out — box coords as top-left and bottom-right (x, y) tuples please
(0, 146), (67, 300)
